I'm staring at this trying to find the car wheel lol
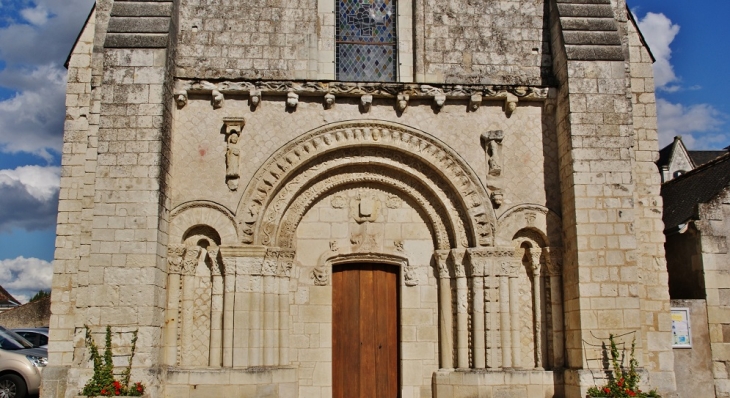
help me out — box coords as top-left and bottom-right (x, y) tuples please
(0, 374), (27, 398)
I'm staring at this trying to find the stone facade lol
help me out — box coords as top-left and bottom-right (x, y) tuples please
(45, 0), (678, 397)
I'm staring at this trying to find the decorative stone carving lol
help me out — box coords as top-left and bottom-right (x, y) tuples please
(469, 94), (482, 111)
(167, 245), (186, 274)
(490, 189), (504, 208)
(277, 249), (295, 277)
(404, 265), (418, 286)
(237, 121), (495, 249)
(481, 130), (504, 177)
(324, 93), (335, 109)
(500, 260), (520, 278)
(262, 249), (279, 276)
(351, 192), (381, 223)
(222, 258), (236, 276)
(525, 212), (536, 227)
(396, 93), (409, 112)
(249, 89), (261, 109)
(175, 91), (188, 109)
(310, 267), (329, 286)
(212, 89), (224, 108)
(434, 93), (446, 108)
(385, 194), (401, 209)
(330, 195), (347, 209)
(208, 247), (221, 276)
(222, 118), (245, 191)
(394, 240), (404, 252)
(182, 246), (202, 275)
(502, 92), (518, 116)
(360, 94), (373, 112)
(174, 79), (552, 108)
(286, 91), (299, 109)
(435, 250), (450, 279)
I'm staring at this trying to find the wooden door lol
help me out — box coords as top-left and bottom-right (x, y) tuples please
(332, 263), (399, 398)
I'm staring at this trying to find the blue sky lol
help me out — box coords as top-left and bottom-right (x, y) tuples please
(0, 0), (728, 303)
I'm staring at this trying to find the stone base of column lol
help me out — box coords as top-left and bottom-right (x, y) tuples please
(433, 368), (563, 398)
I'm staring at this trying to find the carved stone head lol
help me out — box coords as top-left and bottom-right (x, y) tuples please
(287, 92), (299, 108)
(324, 93), (336, 109)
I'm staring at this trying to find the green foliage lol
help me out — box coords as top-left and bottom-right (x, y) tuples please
(29, 290), (50, 302)
(587, 335), (661, 398)
(81, 325), (146, 397)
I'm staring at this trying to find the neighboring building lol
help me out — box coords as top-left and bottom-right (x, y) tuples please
(0, 296), (51, 329)
(661, 152), (730, 398)
(0, 285), (20, 313)
(44, 1), (678, 397)
(657, 135), (729, 183)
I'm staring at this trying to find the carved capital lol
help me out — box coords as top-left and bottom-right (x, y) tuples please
(449, 249), (467, 278)
(529, 251), (542, 277)
(544, 247), (562, 276)
(499, 259), (521, 278)
(167, 244), (186, 274)
(262, 248), (280, 276)
(277, 249), (296, 277)
(181, 246), (201, 275)
(466, 248), (489, 277)
(208, 247), (222, 276)
(434, 250), (450, 279)
(222, 258), (236, 276)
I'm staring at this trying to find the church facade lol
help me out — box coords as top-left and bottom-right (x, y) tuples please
(44, 0), (677, 397)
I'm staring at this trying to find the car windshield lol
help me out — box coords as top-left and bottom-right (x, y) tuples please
(0, 329), (34, 350)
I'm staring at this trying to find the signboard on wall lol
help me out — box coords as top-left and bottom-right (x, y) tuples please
(671, 307), (692, 348)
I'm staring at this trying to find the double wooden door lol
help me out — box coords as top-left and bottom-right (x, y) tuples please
(332, 264), (399, 398)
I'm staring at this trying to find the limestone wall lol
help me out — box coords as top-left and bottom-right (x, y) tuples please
(174, 0), (548, 84)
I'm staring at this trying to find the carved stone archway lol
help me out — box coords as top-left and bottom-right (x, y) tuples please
(236, 120), (496, 249)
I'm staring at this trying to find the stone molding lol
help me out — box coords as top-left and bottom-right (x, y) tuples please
(496, 204), (562, 248)
(237, 120), (495, 248)
(173, 79), (554, 111)
(169, 201), (239, 245)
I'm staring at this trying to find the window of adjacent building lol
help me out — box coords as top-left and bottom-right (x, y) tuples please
(336, 0), (397, 82)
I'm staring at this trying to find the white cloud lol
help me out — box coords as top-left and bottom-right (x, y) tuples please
(0, 0), (94, 158)
(0, 165), (60, 201)
(0, 256), (53, 304)
(21, 5), (50, 26)
(0, 165), (60, 231)
(636, 12), (680, 90)
(657, 98), (727, 149)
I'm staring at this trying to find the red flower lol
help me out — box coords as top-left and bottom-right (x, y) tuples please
(628, 391), (636, 397)
(136, 382), (144, 393)
(603, 387), (611, 394)
(618, 378), (625, 387)
(101, 389), (108, 396)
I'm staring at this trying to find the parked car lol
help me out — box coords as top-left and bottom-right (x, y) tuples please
(0, 326), (47, 398)
(11, 328), (48, 349)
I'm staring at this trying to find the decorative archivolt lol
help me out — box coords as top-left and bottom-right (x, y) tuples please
(496, 204), (562, 248)
(169, 201), (238, 245)
(236, 120), (495, 248)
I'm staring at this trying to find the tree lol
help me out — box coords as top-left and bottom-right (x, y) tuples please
(29, 290), (50, 302)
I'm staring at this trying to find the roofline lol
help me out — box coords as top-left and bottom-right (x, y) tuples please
(626, 4), (657, 64)
(662, 151), (730, 188)
(64, 3), (96, 69)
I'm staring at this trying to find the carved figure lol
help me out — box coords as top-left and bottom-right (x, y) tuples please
(324, 93), (335, 109)
(361, 94), (373, 112)
(481, 130), (504, 177)
(434, 93), (446, 108)
(311, 267), (329, 286)
(404, 266), (418, 286)
(396, 93), (409, 112)
(212, 90), (224, 108)
(226, 133), (240, 190)
(175, 92), (188, 109)
(287, 91), (299, 109)
(250, 89), (261, 108)
(491, 190), (504, 207)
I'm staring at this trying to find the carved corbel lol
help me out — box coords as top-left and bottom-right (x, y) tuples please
(222, 117), (245, 191)
(361, 94), (373, 113)
(286, 91), (299, 109)
(249, 89), (261, 109)
(324, 93), (336, 109)
(469, 93), (482, 111)
(404, 265), (418, 286)
(503, 92), (518, 116)
(434, 93), (446, 109)
(396, 93), (409, 112)
(212, 89), (224, 108)
(175, 91), (188, 109)
(311, 267), (329, 286)
(480, 130), (504, 177)
(490, 189), (504, 208)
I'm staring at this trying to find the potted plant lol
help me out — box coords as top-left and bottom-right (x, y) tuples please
(80, 325), (146, 397)
(586, 334), (661, 398)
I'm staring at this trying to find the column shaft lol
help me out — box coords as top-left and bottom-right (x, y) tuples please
(223, 273), (235, 368)
(509, 276), (521, 368)
(164, 274), (180, 366)
(499, 275), (511, 368)
(472, 276), (486, 368)
(456, 276), (469, 368)
(209, 274), (224, 367)
(439, 277), (454, 368)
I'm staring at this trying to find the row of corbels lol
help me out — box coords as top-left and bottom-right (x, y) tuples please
(175, 90), (520, 115)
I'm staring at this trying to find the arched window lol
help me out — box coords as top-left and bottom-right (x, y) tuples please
(336, 0), (397, 82)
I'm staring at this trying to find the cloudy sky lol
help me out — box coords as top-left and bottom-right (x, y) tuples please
(0, 0), (728, 303)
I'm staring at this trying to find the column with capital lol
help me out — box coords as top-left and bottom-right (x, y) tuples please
(452, 249), (469, 369)
(434, 250), (454, 369)
(468, 249), (487, 369)
(209, 247), (224, 367)
(545, 247), (564, 369)
(507, 260), (522, 369)
(164, 245), (185, 366)
(529, 249), (544, 370)
(498, 260), (512, 368)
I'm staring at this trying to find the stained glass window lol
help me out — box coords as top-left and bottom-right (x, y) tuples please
(336, 0), (397, 82)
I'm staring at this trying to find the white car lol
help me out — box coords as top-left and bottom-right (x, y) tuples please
(0, 327), (47, 398)
(10, 328), (48, 349)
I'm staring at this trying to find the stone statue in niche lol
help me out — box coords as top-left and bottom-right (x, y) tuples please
(481, 130), (504, 177)
(222, 117), (245, 191)
(349, 192), (382, 252)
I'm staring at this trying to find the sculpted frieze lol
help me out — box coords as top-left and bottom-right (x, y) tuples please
(174, 79), (552, 107)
